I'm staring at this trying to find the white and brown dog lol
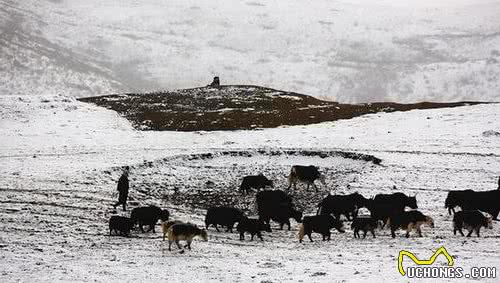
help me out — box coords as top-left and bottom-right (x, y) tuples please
(453, 210), (493, 237)
(166, 223), (208, 251)
(388, 210), (434, 238)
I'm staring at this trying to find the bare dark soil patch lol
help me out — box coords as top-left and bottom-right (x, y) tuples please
(79, 85), (482, 131)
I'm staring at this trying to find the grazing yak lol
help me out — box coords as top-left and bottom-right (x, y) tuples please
(237, 217), (272, 241)
(388, 210), (434, 238)
(317, 192), (369, 220)
(366, 202), (400, 228)
(256, 190), (293, 207)
(453, 210), (493, 237)
(287, 165), (325, 191)
(161, 220), (183, 241)
(240, 174), (274, 194)
(167, 223), (208, 251)
(268, 204), (303, 230)
(373, 192), (418, 210)
(298, 215), (345, 243)
(367, 192), (418, 227)
(446, 189), (500, 220)
(109, 216), (134, 237)
(445, 190), (474, 214)
(256, 190), (302, 230)
(130, 206), (170, 233)
(205, 207), (244, 232)
(351, 217), (377, 239)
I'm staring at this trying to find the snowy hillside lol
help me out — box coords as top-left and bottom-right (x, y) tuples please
(1, 94), (499, 282)
(1, 0), (500, 102)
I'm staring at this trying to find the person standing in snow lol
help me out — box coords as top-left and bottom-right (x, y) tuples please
(113, 166), (130, 211)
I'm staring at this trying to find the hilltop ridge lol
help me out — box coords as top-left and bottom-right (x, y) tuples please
(79, 85), (481, 131)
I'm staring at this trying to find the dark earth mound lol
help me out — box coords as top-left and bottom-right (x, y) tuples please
(79, 85), (481, 131)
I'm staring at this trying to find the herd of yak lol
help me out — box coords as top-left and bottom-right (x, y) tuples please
(108, 165), (500, 251)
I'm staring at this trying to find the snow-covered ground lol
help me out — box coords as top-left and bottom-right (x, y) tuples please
(2, 0), (500, 281)
(1, 0), (500, 102)
(1, 94), (499, 282)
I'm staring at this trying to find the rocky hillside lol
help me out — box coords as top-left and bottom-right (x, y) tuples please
(79, 85), (480, 131)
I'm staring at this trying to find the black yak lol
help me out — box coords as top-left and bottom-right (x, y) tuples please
(445, 190), (474, 215)
(256, 190), (302, 230)
(287, 165), (325, 191)
(298, 215), (345, 243)
(109, 216), (134, 237)
(373, 192), (417, 210)
(236, 217), (272, 241)
(240, 174), (273, 194)
(367, 192), (418, 227)
(317, 192), (369, 220)
(351, 217), (377, 238)
(459, 190), (500, 220)
(130, 205), (170, 233)
(204, 207), (244, 232)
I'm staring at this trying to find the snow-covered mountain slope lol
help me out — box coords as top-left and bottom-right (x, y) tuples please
(0, 95), (499, 282)
(1, 94), (498, 176)
(1, 0), (499, 102)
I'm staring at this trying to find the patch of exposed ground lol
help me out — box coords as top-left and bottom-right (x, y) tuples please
(79, 85), (482, 131)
